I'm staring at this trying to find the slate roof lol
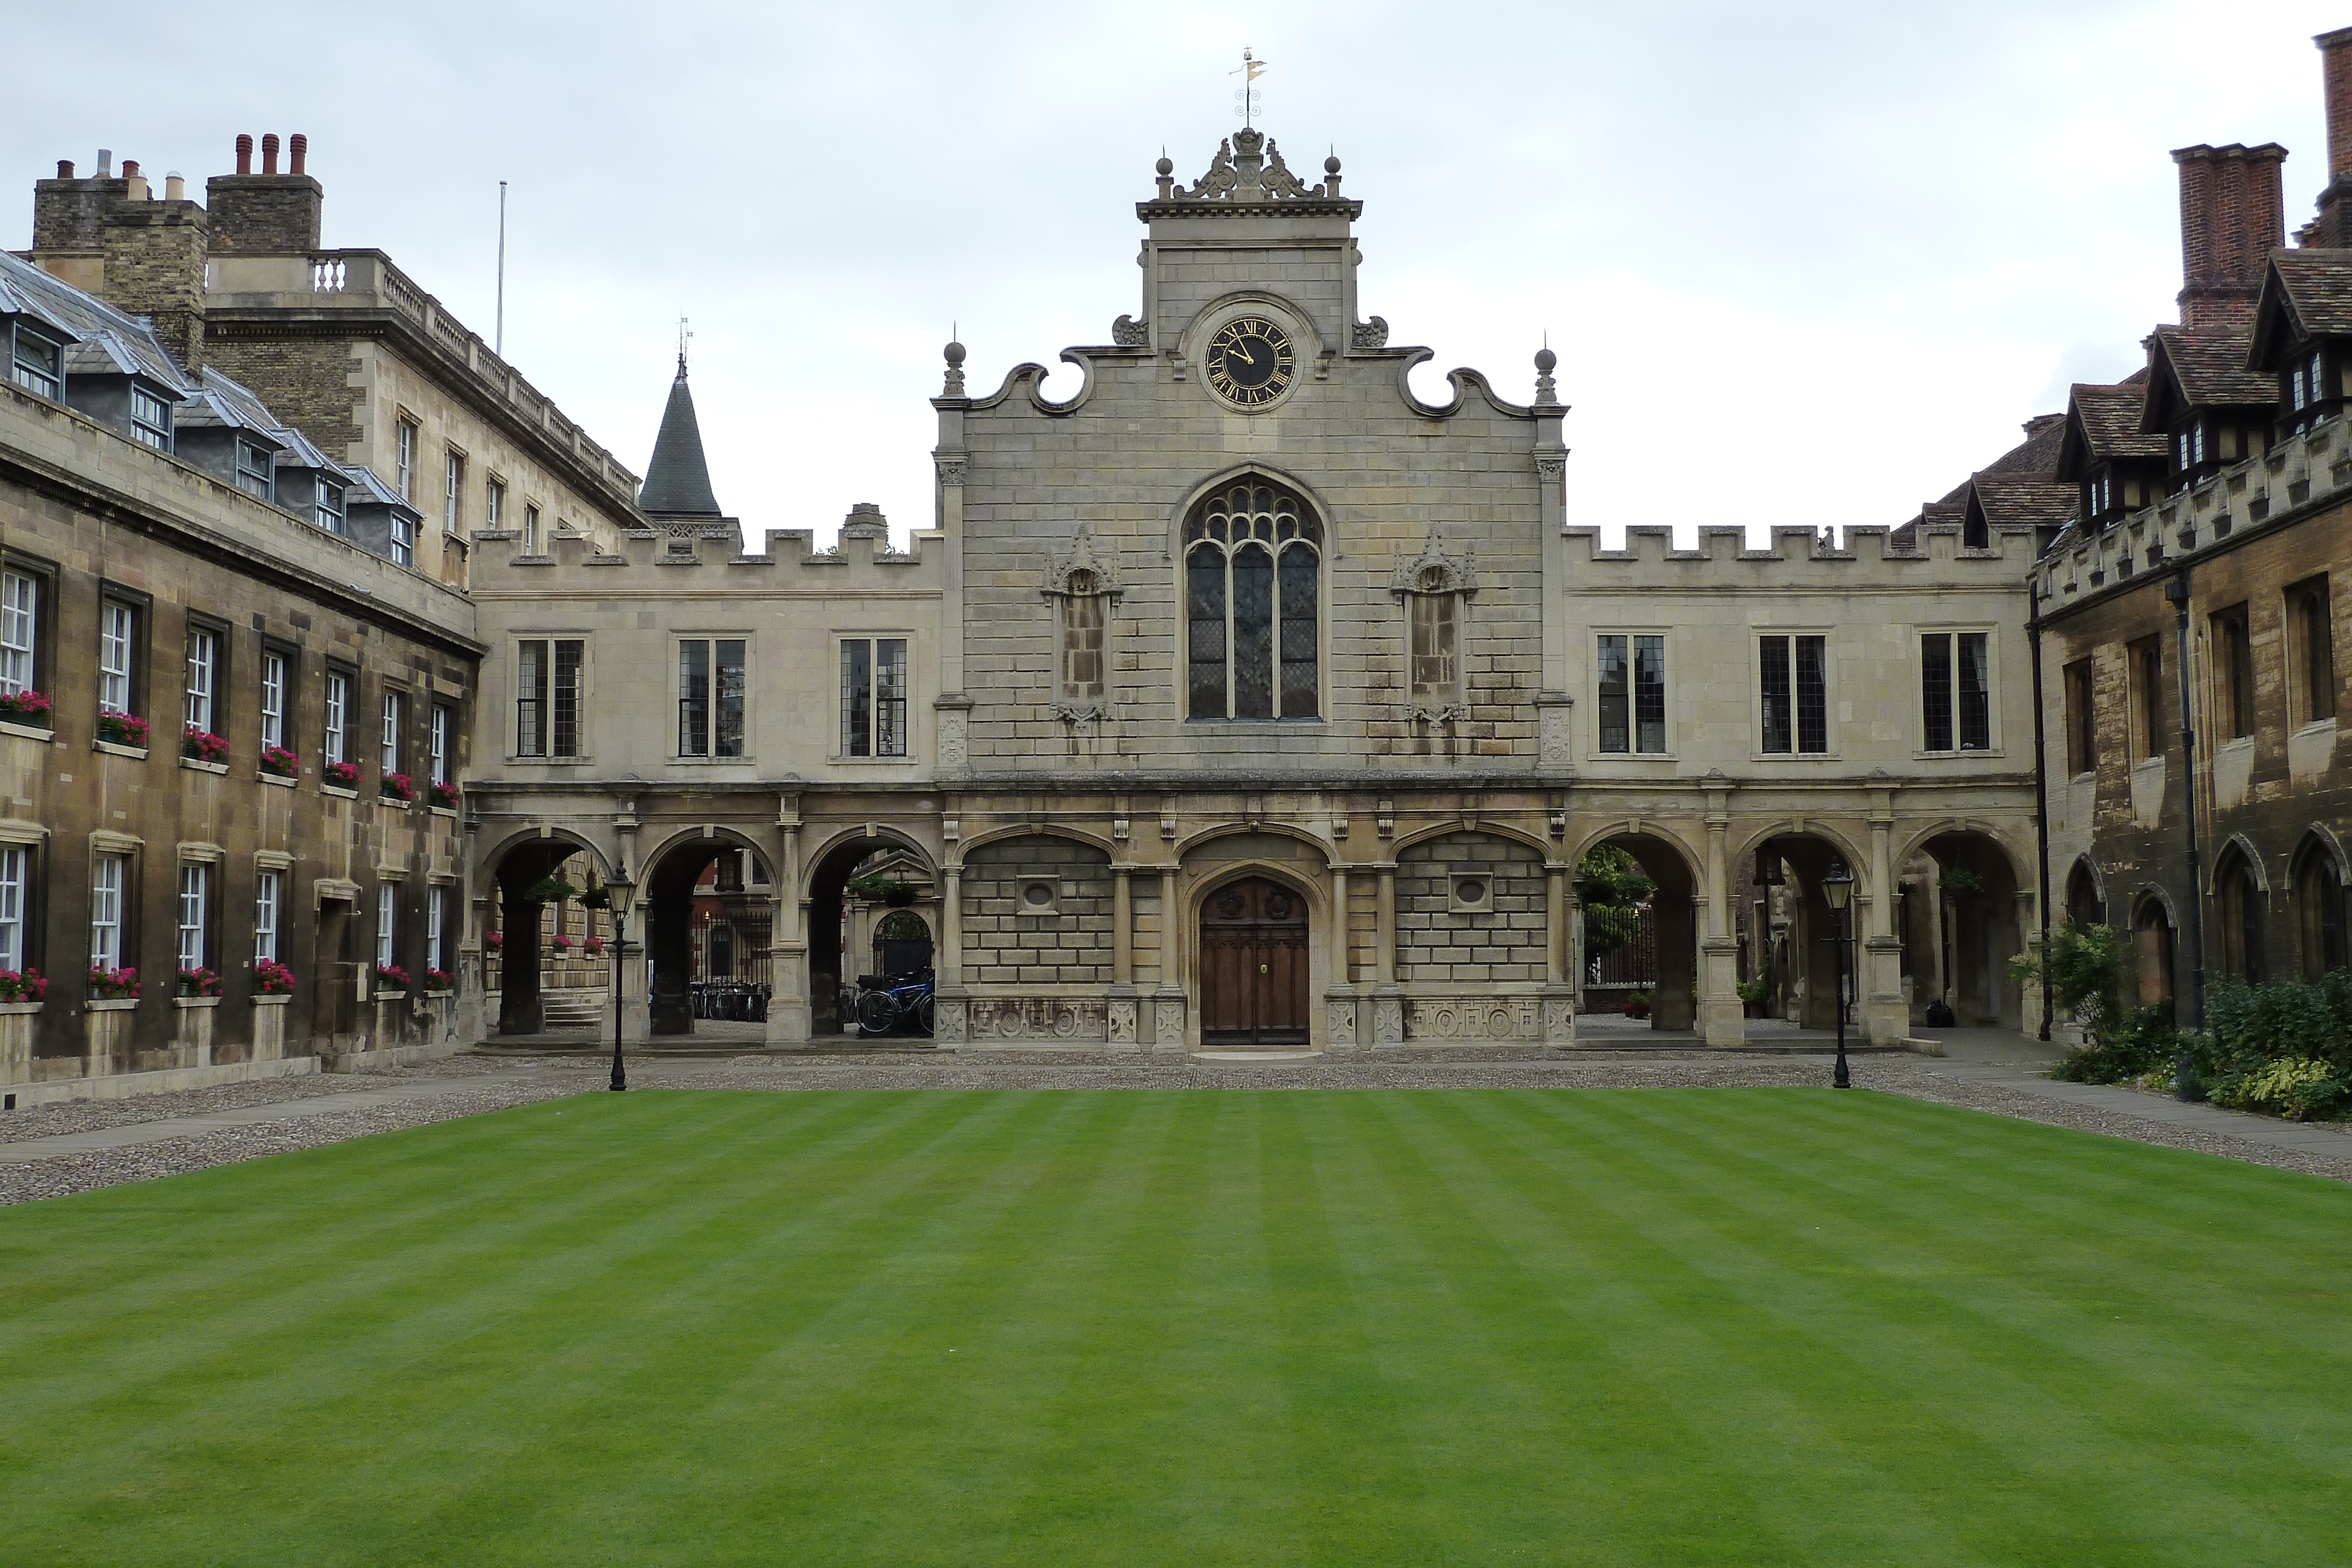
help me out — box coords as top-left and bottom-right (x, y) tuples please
(2144, 325), (2274, 426)
(0, 248), (190, 393)
(342, 463), (422, 518)
(176, 365), (339, 470)
(2057, 380), (2167, 477)
(638, 357), (722, 516)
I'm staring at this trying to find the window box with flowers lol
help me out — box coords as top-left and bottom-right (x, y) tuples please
(253, 958), (297, 1000)
(322, 760), (360, 797)
(96, 710), (149, 756)
(88, 965), (141, 1001)
(380, 771), (416, 805)
(0, 688), (55, 738)
(259, 744), (300, 785)
(485, 930), (504, 952)
(422, 967), (453, 995)
(428, 780), (461, 811)
(177, 967), (225, 999)
(371, 962), (411, 998)
(0, 967), (48, 1004)
(584, 935), (607, 958)
(182, 725), (230, 774)
(550, 934), (576, 955)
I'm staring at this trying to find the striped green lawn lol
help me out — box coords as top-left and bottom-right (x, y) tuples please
(1, 1089), (2347, 1566)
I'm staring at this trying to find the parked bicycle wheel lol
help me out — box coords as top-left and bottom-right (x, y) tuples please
(916, 994), (936, 1035)
(856, 989), (897, 1034)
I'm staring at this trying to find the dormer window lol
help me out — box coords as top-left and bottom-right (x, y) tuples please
(2286, 346), (2331, 435)
(315, 479), (346, 534)
(9, 324), (63, 400)
(2174, 419), (2208, 484)
(129, 386), (172, 450)
(2084, 468), (2113, 524)
(235, 440), (274, 500)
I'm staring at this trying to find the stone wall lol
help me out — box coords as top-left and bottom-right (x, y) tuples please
(961, 835), (1114, 985)
(1395, 831), (1548, 984)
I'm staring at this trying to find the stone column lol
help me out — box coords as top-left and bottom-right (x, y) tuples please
(1697, 808), (1745, 1048)
(1862, 809), (1909, 1046)
(1371, 862), (1404, 1049)
(1152, 866), (1186, 1054)
(1107, 866), (1138, 1051)
(933, 862), (967, 1048)
(1324, 867), (1359, 1052)
(1542, 863), (1576, 1046)
(766, 804), (808, 1042)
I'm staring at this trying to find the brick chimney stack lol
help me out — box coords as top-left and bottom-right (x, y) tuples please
(2172, 142), (2286, 328)
(2304, 28), (2352, 246)
(206, 132), (323, 256)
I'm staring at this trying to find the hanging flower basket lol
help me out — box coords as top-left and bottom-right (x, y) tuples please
(0, 688), (54, 728)
(253, 959), (297, 995)
(323, 760), (361, 789)
(182, 726), (229, 763)
(522, 875), (577, 905)
(0, 967), (47, 1002)
(1940, 867), (1985, 897)
(260, 744), (299, 778)
(98, 710), (149, 748)
(848, 875), (917, 907)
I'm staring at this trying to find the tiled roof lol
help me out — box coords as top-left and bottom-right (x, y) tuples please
(0, 249), (191, 393)
(2267, 248), (2352, 337)
(2067, 382), (2167, 463)
(2145, 325), (2273, 423)
(1968, 472), (2077, 534)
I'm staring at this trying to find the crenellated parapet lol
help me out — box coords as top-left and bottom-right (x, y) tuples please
(1564, 521), (2040, 580)
(471, 508), (944, 590)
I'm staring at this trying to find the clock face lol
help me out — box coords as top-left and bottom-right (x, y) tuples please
(1205, 316), (1296, 408)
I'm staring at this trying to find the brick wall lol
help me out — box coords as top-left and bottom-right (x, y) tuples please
(961, 835), (1114, 984)
(1395, 830), (1548, 984)
(199, 336), (366, 453)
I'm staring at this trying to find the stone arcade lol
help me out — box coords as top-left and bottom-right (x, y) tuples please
(466, 126), (2042, 1054)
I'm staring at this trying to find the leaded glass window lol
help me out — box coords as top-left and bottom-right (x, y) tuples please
(1183, 481), (1321, 720)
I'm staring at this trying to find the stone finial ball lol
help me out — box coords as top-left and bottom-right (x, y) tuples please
(1535, 346), (1557, 374)
(1324, 154), (1342, 175)
(1155, 156), (1174, 176)
(944, 340), (967, 366)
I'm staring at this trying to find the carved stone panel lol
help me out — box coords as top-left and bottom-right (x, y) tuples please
(1154, 997), (1187, 1048)
(1539, 703), (1573, 769)
(969, 998), (1108, 1041)
(934, 998), (968, 1045)
(1542, 996), (1576, 1046)
(938, 710), (969, 768)
(1405, 995), (1542, 1042)
(1108, 998), (1138, 1046)
(1325, 997), (1359, 1050)
(1372, 995), (1404, 1047)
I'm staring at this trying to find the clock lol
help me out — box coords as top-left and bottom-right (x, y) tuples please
(1204, 316), (1296, 409)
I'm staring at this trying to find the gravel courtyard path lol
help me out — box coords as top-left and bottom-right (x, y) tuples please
(5, 1049), (2347, 1205)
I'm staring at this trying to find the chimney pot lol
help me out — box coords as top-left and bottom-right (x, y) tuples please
(262, 133), (279, 175)
(121, 159), (139, 179)
(55, 159), (73, 179)
(289, 133), (307, 176)
(165, 173), (185, 201)
(235, 133), (253, 175)
(98, 149), (112, 176)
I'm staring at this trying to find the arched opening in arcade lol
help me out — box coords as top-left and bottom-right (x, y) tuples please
(2292, 832), (2348, 979)
(1577, 832), (1696, 1030)
(2133, 894), (2179, 1018)
(642, 834), (777, 1035)
(487, 835), (616, 1036)
(1902, 830), (2025, 1029)
(1744, 834), (1862, 1032)
(2064, 858), (2106, 930)
(2213, 842), (2267, 984)
(806, 833), (937, 1037)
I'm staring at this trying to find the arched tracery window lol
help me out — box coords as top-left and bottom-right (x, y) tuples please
(1185, 481), (1320, 720)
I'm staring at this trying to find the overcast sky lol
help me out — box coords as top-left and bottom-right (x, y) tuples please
(11, 1), (2347, 545)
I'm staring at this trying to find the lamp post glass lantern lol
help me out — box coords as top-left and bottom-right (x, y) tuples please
(605, 871), (634, 1091)
(1820, 861), (1853, 1089)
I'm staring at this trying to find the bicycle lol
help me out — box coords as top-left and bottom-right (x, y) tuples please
(853, 969), (935, 1036)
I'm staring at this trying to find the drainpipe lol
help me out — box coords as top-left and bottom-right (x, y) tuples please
(2163, 572), (2208, 1092)
(2027, 583), (2053, 1040)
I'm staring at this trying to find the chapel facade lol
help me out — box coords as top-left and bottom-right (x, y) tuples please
(466, 126), (2043, 1055)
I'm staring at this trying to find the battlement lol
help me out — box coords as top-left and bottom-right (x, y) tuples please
(473, 516), (944, 589)
(2039, 411), (2352, 607)
(1565, 520), (2040, 577)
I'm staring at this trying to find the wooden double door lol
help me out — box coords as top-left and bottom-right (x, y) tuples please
(1199, 877), (1311, 1048)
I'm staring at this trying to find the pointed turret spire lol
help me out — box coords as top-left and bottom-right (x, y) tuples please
(637, 353), (722, 517)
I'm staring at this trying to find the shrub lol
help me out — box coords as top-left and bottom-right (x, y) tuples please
(88, 965), (139, 999)
(182, 726), (229, 763)
(1576, 847), (1654, 959)
(0, 968), (47, 1002)
(253, 959), (296, 995)
(260, 745), (299, 778)
(0, 688), (54, 727)
(427, 780), (460, 809)
(176, 967), (224, 998)
(2211, 1057), (2347, 1121)
(1623, 990), (1652, 1019)
(372, 963), (412, 992)
(323, 760), (361, 789)
(1736, 960), (1775, 1006)
(97, 710), (149, 747)
(379, 771), (416, 803)
(2049, 1004), (2179, 1084)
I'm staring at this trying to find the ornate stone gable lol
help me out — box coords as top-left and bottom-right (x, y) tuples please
(1142, 126), (1361, 218)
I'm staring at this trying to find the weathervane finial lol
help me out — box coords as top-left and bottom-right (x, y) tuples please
(677, 314), (693, 369)
(1231, 46), (1267, 128)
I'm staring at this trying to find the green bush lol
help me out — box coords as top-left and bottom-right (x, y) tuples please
(2209, 1057), (2347, 1121)
(2049, 1004), (2179, 1084)
(1577, 847), (1654, 960)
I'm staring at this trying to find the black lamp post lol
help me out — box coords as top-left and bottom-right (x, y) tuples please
(606, 870), (634, 1092)
(1821, 860), (1854, 1090)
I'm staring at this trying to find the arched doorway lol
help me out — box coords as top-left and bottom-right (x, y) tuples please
(806, 831), (935, 1037)
(2293, 834), (2347, 978)
(874, 910), (933, 979)
(1577, 833), (1697, 1030)
(2133, 895), (2177, 1018)
(1746, 834), (1856, 1031)
(1917, 831), (2024, 1028)
(2214, 844), (2266, 984)
(487, 835), (609, 1035)
(1198, 876), (1310, 1048)
(642, 834), (774, 1036)
(2065, 858), (2105, 929)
